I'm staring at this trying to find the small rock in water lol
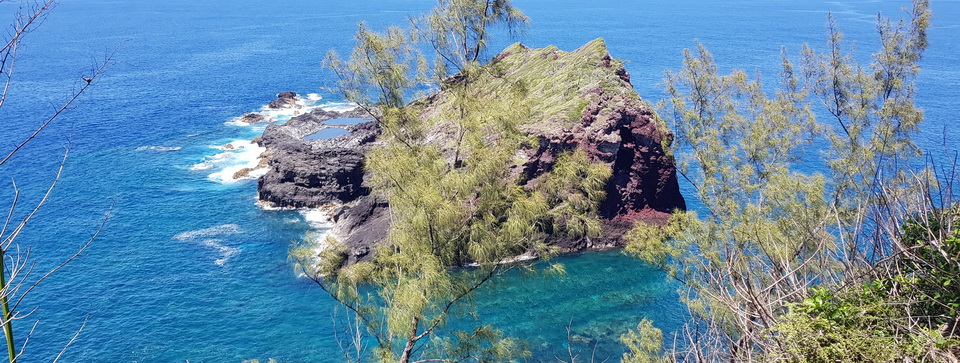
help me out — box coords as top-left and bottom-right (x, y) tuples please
(239, 112), (268, 124)
(268, 91), (299, 109)
(233, 167), (254, 179)
(256, 156), (270, 169)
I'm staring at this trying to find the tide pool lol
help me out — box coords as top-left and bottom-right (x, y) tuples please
(304, 128), (350, 141)
(323, 118), (369, 126)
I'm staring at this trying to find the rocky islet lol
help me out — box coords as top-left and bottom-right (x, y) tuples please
(254, 39), (686, 262)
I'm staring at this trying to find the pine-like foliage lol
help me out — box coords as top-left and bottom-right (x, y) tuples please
(307, 1), (610, 362)
(621, 0), (957, 361)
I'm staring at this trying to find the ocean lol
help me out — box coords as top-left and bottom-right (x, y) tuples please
(1, 0), (957, 361)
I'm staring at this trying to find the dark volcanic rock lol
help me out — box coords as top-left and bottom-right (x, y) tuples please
(256, 108), (377, 208)
(331, 194), (390, 264)
(268, 91), (300, 109)
(239, 112), (267, 124)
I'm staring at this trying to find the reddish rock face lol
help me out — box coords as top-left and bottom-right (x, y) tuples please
(495, 39), (685, 235)
(583, 92), (685, 223)
(519, 87), (685, 235)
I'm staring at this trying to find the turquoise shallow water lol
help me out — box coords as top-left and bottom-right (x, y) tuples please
(0, 0), (957, 361)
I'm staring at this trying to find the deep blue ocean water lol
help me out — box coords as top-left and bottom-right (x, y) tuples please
(0, 0), (957, 361)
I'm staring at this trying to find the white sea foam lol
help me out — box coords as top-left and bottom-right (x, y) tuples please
(464, 252), (539, 267)
(174, 224), (242, 241)
(191, 140), (268, 184)
(298, 208), (338, 257)
(224, 95), (306, 126)
(300, 208), (335, 229)
(224, 117), (258, 127)
(224, 95), (358, 127)
(319, 102), (358, 113)
(136, 146), (182, 152)
(255, 203), (338, 260)
(254, 200), (291, 211)
(201, 239), (241, 266)
(174, 225), (242, 266)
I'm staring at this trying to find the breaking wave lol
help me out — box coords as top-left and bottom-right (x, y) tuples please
(191, 140), (267, 184)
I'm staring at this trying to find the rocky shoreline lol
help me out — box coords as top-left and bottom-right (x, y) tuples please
(251, 39), (685, 264)
(255, 107), (377, 209)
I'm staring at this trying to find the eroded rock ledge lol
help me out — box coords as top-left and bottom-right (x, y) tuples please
(256, 39), (685, 262)
(256, 108), (377, 208)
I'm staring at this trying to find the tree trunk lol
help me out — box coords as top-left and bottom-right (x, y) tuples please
(398, 315), (421, 363)
(1, 251), (17, 363)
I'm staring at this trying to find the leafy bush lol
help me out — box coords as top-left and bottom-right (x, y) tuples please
(899, 206), (960, 329)
(773, 283), (934, 362)
(773, 231), (960, 363)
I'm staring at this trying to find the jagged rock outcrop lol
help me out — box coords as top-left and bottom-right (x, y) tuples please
(268, 91), (299, 109)
(239, 112), (267, 124)
(441, 39), (684, 244)
(256, 39), (685, 257)
(330, 194), (389, 264)
(256, 107), (377, 208)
